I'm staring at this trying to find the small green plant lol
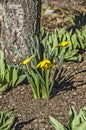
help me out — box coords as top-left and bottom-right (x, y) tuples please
(40, 26), (48, 41)
(11, 35), (64, 99)
(76, 26), (86, 49)
(0, 50), (26, 94)
(41, 26), (86, 62)
(49, 106), (86, 130)
(0, 107), (15, 130)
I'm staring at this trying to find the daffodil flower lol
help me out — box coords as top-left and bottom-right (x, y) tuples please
(36, 59), (52, 71)
(60, 41), (68, 47)
(22, 54), (36, 65)
(52, 41), (68, 51)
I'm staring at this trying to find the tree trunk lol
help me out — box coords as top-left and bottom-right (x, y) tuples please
(0, 0), (41, 62)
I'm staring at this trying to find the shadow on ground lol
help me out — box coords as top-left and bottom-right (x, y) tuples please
(51, 66), (86, 98)
(15, 118), (35, 130)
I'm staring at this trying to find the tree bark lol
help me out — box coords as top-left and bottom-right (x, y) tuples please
(0, 0), (41, 62)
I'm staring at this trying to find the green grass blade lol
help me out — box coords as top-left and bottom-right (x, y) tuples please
(12, 68), (18, 87)
(16, 75), (26, 86)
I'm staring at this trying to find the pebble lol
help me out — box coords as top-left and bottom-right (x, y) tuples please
(0, 95), (2, 98)
(44, 9), (55, 15)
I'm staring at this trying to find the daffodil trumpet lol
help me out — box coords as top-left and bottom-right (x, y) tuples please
(36, 59), (53, 71)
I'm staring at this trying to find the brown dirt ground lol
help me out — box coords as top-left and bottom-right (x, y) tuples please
(0, 4), (86, 130)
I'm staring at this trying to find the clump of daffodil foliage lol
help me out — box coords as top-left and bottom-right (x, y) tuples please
(4, 25), (85, 98)
(10, 25), (86, 99)
(0, 50), (26, 94)
(11, 35), (68, 99)
(40, 26), (86, 62)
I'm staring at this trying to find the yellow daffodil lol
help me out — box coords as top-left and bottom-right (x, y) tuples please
(22, 54), (36, 65)
(52, 41), (68, 51)
(36, 59), (52, 71)
(22, 58), (31, 64)
(60, 41), (68, 47)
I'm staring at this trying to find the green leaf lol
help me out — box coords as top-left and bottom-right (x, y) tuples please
(73, 121), (86, 130)
(26, 72), (37, 99)
(0, 84), (8, 93)
(16, 74), (26, 86)
(34, 73), (40, 98)
(0, 112), (4, 126)
(12, 68), (18, 87)
(5, 68), (11, 83)
(69, 106), (77, 129)
(0, 117), (15, 130)
(58, 50), (64, 70)
(32, 67), (45, 86)
(82, 107), (86, 118)
(49, 116), (67, 130)
(76, 29), (82, 40)
(66, 32), (72, 50)
(4, 107), (14, 118)
(0, 50), (5, 81)
(29, 35), (36, 49)
(66, 57), (78, 61)
(23, 38), (30, 53)
(78, 37), (85, 49)
(53, 33), (58, 46)
(64, 49), (79, 59)
(45, 69), (50, 97)
(5, 71), (10, 83)
(78, 54), (82, 62)
(0, 107), (15, 130)
(71, 34), (78, 50)
(35, 36), (40, 60)
(70, 107), (86, 129)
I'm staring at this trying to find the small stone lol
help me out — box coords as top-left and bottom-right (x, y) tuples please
(0, 95), (2, 98)
(73, 92), (76, 95)
(45, 9), (55, 15)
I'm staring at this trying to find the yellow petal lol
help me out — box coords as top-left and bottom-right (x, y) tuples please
(22, 54), (36, 65)
(36, 59), (52, 70)
(60, 41), (68, 47)
(40, 60), (51, 67)
(22, 58), (31, 65)
(36, 62), (41, 68)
